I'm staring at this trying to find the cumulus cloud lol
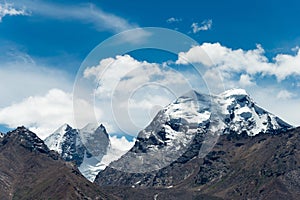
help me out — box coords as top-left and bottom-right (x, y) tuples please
(0, 89), (105, 139)
(166, 17), (182, 23)
(0, 54), (73, 107)
(191, 19), (212, 33)
(177, 43), (300, 126)
(176, 42), (300, 81)
(84, 55), (188, 99)
(83, 55), (193, 135)
(0, 2), (29, 22)
(0, 89), (73, 139)
(239, 74), (255, 87)
(0, 51), (84, 138)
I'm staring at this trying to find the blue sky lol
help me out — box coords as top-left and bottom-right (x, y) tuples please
(0, 0), (299, 136)
(1, 0), (300, 67)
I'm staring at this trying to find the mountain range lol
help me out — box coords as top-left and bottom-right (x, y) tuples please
(0, 89), (299, 199)
(95, 89), (291, 174)
(0, 127), (116, 199)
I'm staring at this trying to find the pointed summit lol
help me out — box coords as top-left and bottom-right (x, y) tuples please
(45, 123), (111, 181)
(3, 126), (50, 154)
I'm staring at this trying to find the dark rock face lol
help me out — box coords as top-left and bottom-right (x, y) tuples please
(95, 127), (300, 199)
(0, 127), (115, 200)
(44, 124), (110, 166)
(3, 126), (50, 154)
(44, 124), (86, 166)
(79, 124), (110, 158)
(95, 89), (292, 190)
(104, 90), (291, 175)
(44, 123), (111, 181)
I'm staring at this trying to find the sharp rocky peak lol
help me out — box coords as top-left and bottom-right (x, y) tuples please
(44, 123), (111, 181)
(2, 126), (50, 154)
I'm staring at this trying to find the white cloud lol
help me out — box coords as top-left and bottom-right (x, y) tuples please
(191, 19), (212, 33)
(177, 43), (300, 126)
(277, 90), (296, 100)
(291, 46), (299, 52)
(109, 136), (135, 152)
(84, 55), (188, 99)
(0, 51), (76, 138)
(176, 42), (300, 81)
(166, 17), (182, 23)
(0, 89), (73, 139)
(0, 56), (73, 107)
(239, 74), (255, 87)
(177, 45), (211, 66)
(10, 0), (148, 38)
(0, 89), (105, 139)
(83, 55), (193, 135)
(0, 2), (29, 22)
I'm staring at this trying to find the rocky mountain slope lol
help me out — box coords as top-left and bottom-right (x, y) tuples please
(44, 123), (134, 182)
(94, 89), (298, 199)
(97, 127), (300, 200)
(0, 88), (298, 200)
(44, 123), (111, 181)
(0, 127), (116, 200)
(95, 89), (291, 174)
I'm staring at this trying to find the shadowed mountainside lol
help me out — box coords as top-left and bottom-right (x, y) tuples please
(0, 127), (117, 200)
(96, 127), (300, 200)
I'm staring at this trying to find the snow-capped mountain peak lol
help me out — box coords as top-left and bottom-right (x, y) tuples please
(80, 123), (99, 133)
(217, 89), (291, 136)
(44, 123), (71, 154)
(219, 88), (249, 98)
(44, 123), (114, 181)
(79, 123), (109, 156)
(107, 89), (292, 173)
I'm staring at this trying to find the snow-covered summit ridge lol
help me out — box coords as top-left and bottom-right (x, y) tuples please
(168, 88), (292, 136)
(219, 88), (249, 98)
(134, 88), (291, 152)
(107, 88), (292, 173)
